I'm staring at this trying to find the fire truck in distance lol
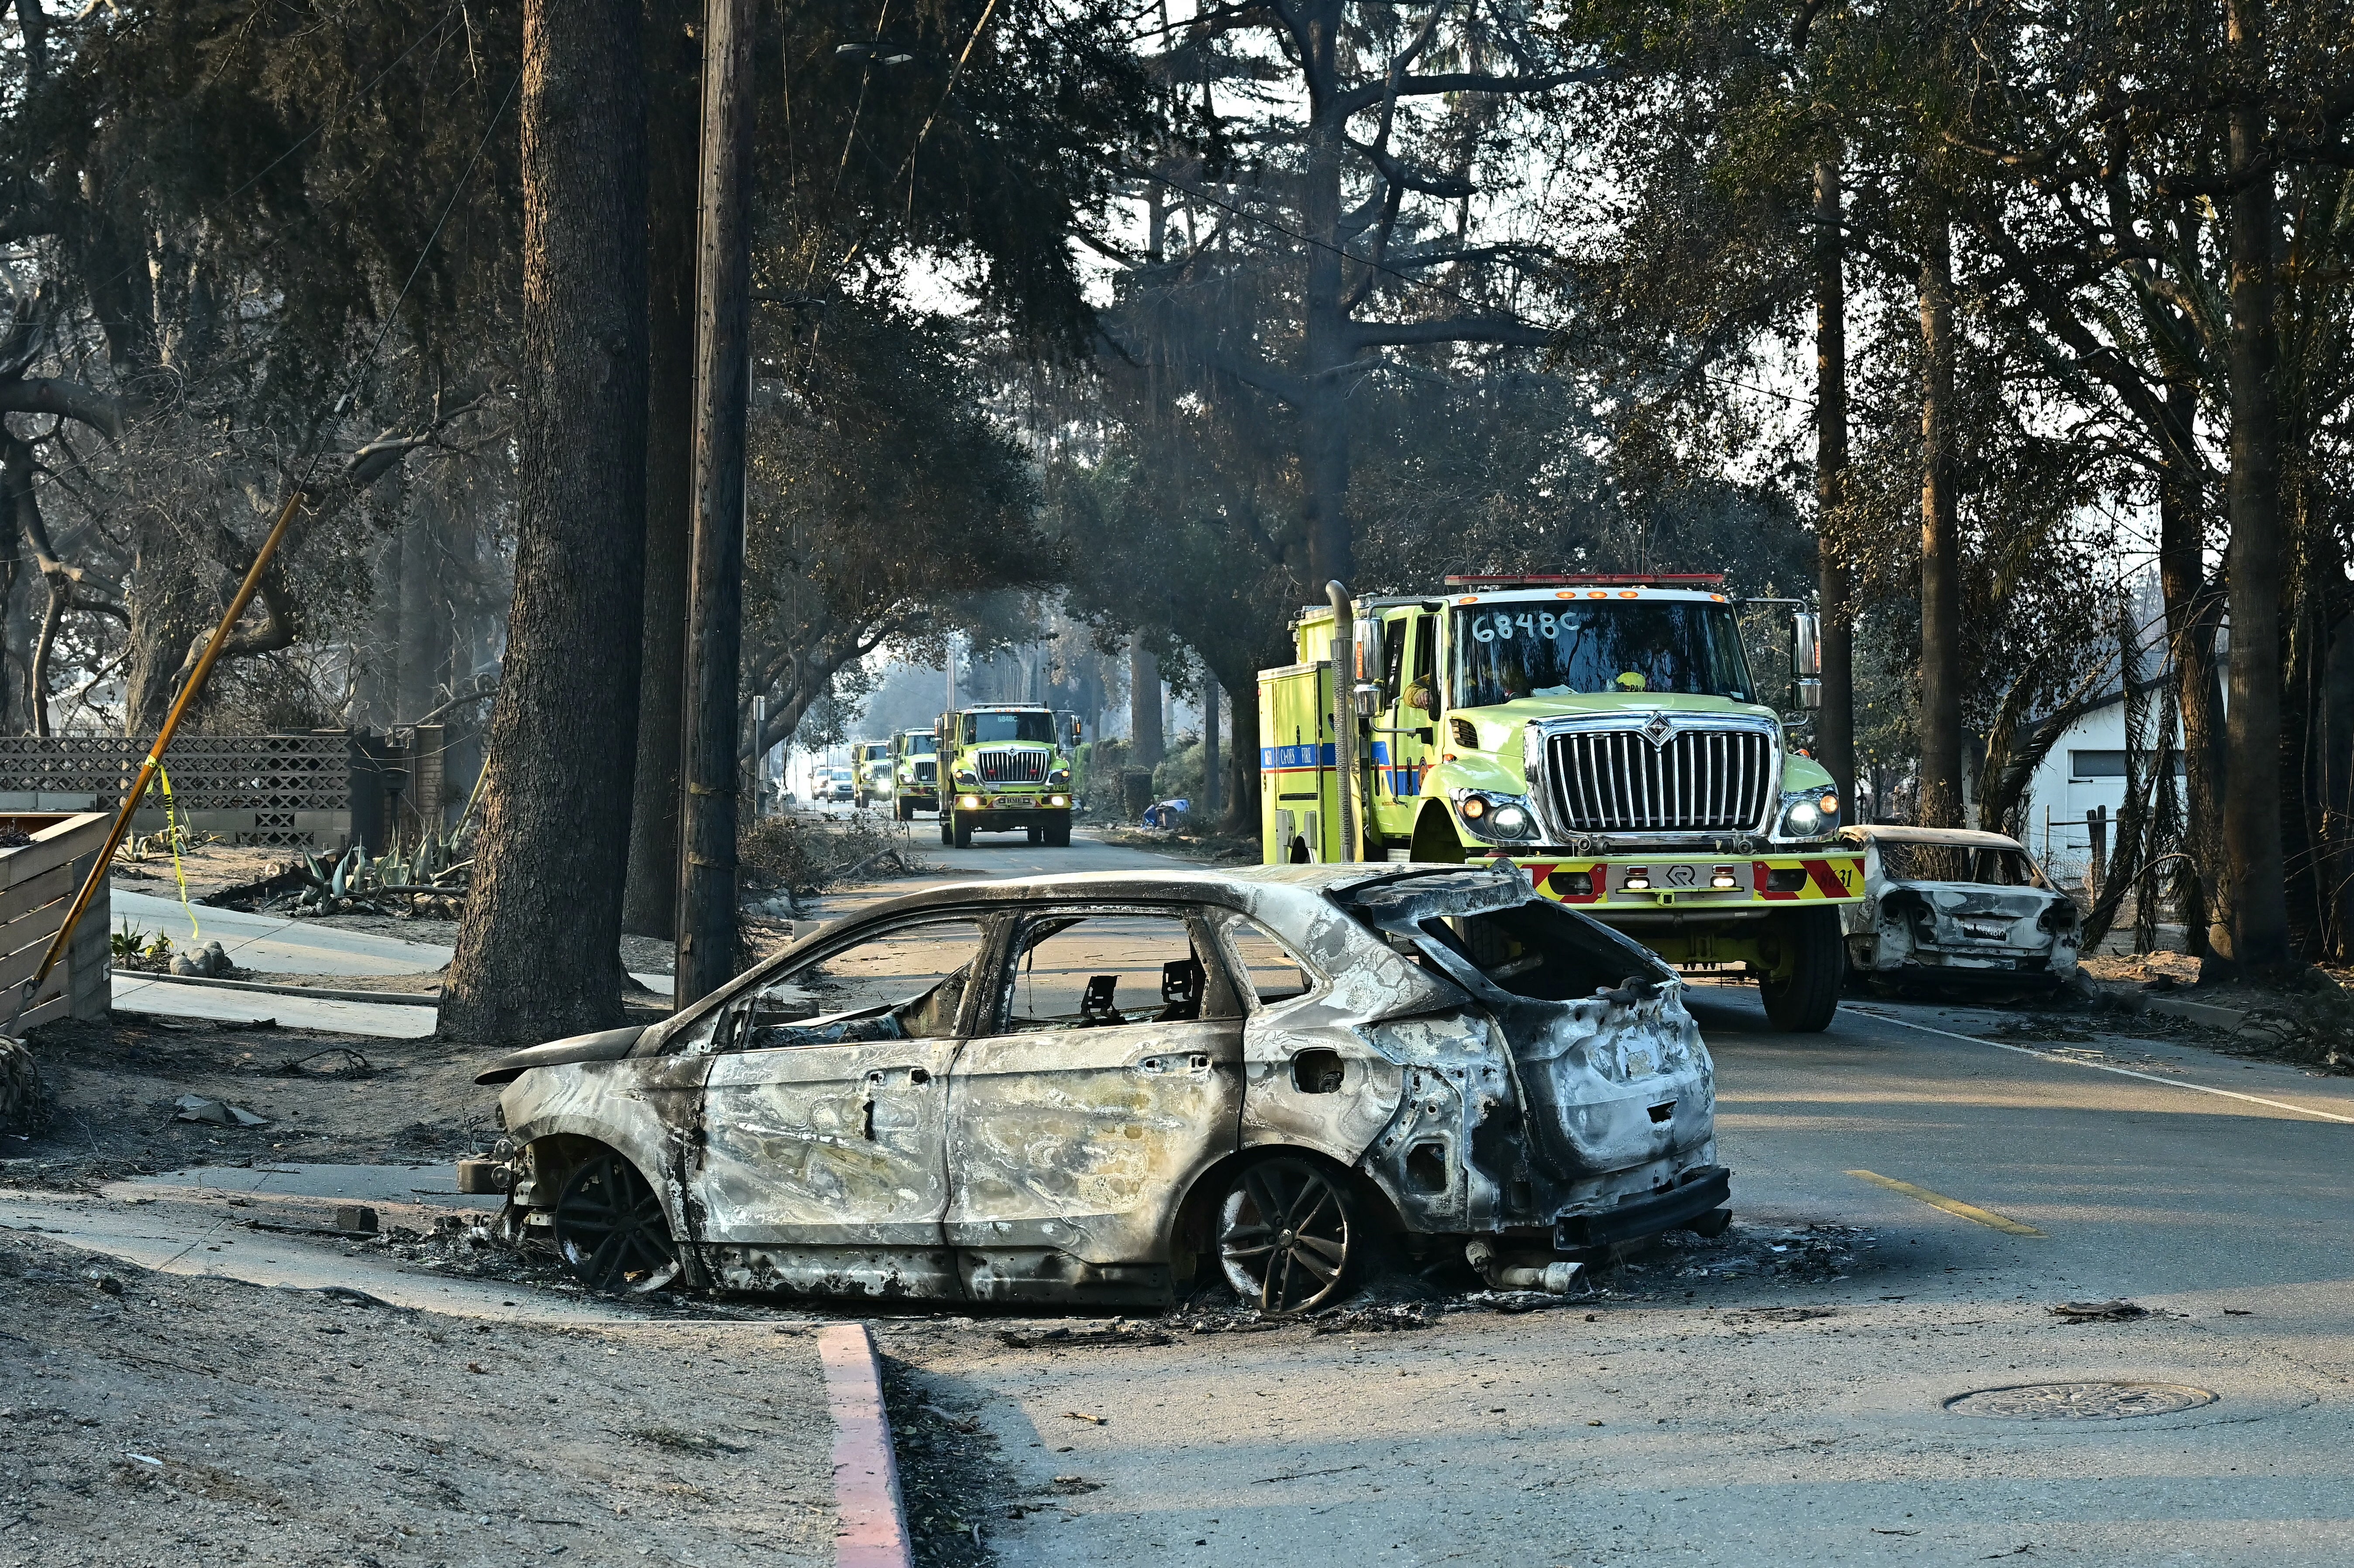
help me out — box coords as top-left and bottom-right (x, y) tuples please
(1258, 573), (1859, 1030)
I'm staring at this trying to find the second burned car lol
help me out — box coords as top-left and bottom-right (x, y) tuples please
(1838, 825), (2082, 990)
(472, 862), (1728, 1312)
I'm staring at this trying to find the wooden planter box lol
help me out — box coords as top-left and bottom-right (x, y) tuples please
(0, 812), (111, 1032)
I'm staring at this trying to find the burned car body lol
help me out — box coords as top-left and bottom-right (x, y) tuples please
(474, 863), (1726, 1312)
(1837, 825), (2081, 989)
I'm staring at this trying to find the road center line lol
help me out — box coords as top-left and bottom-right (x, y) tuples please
(1846, 1169), (2044, 1235)
(1849, 1007), (2354, 1125)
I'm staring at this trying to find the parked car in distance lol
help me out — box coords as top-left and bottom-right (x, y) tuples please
(1838, 825), (2082, 990)
(471, 861), (1729, 1312)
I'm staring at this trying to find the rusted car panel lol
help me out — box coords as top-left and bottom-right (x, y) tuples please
(1838, 826), (2081, 988)
(482, 862), (1727, 1307)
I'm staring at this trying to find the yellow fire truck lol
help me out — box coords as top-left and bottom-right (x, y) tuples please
(1259, 573), (1861, 1030)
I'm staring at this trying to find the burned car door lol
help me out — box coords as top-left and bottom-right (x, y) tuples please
(687, 914), (989, 1297)
(944, 907), (1245, 1302)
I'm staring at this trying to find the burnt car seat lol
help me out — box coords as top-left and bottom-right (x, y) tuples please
(1154, 956), (1205, 1022)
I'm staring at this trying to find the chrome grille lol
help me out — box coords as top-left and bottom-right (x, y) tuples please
(914, 760), (937, 784)
(1545, 728), (1773, 833)
(977, 748), (1046, 784)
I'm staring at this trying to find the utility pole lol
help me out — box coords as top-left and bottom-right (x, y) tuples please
(675, 0), (756, 1008)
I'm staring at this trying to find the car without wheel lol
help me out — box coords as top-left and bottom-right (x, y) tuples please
(468, 862), (1728, 1313)
(1837, 824), (2082, 991)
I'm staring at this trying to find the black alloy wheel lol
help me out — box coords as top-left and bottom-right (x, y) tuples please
(1216, 1156), (1361, 1314)
(552, 1152), (679, 1293)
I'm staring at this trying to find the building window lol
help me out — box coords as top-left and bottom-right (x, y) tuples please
(2070, 749), (2185, 781)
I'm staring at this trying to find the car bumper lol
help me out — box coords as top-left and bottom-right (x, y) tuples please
(1552, 1163), (1731, 1248)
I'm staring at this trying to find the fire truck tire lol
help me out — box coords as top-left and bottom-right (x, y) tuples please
(939, 815), (954, 845)
(893, 798), (911, 821)
(953, 817), (974, 849)
(1759, 909), (1843, 1032)
(1026, 826), (1044, 845)
(1045, 820), (1072, 847)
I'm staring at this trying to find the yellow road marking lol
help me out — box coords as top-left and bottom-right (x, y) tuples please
(1846, 1169), (2045, 1236)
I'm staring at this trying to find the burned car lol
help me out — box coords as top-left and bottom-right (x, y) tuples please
(471, 863), (1727, 1314)
(1838, 825), (2081, 989)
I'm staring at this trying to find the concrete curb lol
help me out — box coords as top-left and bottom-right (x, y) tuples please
(818, 1322), (915, 1568)
(120, 970), (441, 1008)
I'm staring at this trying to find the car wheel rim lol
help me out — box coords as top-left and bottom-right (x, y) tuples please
(1217, 1159), (1350, 1314)
(554, 1154), (678, 1293)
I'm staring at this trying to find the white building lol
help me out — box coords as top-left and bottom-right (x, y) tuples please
(2013, 680), (2195, 887)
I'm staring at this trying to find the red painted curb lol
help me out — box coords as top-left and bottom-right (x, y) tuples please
(818, 1322), (915, 1568)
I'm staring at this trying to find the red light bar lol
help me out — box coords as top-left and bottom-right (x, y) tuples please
(1442, 573), (1728, 589)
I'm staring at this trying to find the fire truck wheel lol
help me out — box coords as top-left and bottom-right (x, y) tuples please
(1026, 826), (1044, 845)
(939, 815), (955, 846)
(1045, 820), (1072, 847)
(1759, 908), (1843, 1032)
(953, 816), (974, 849)
(894, 798), (912, 821)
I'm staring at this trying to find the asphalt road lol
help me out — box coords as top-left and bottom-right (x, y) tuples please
(865, 835), (2354, 1566)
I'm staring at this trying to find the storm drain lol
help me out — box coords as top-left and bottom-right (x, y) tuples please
(1943, 1381), (2217, 1420)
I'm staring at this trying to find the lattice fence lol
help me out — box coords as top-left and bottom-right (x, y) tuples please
(0, 733), (352, 847)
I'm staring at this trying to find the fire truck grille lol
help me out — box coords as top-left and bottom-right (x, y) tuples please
(1545, 729), (1773, 834)
(914, 761), (937, 784)
(977, 749), (1046, 784)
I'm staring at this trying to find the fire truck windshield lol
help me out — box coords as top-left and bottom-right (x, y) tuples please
(1450, 601), (1755, 706)
(970, 711), (1055, 743)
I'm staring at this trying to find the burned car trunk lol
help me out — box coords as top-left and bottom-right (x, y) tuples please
(1839, 828), (2081, 991)
(478, 863), (1727, 1312)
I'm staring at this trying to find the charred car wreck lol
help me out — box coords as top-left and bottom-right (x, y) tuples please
(1838, 825), (2082, 990)
(470, 863), (1728, 1313)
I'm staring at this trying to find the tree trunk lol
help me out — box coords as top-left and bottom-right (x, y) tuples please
(621, 0), (700, 939)
(2155, 379), (2225, 965)
(1201, 679), (1221, 818)
(1120, 640), (1158, 767)
(1813, 157), (1854, 808)
(441, 0), (648, 1044)
(2216, 0), (2290, 976)
(1297, 0), (1353, 591)
(1916, 211), (1965, 829)
(674, 0), (757, 1007)
(396, 483), (453, 725)
(1224, 667), (1259, 836)
(1129, 640), (1163, 770)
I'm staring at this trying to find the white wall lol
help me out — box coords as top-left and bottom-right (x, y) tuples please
(2016, 699), (2196, 886)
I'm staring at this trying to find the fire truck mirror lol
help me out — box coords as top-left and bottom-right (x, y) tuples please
(1353, 616), (1389, 700)
(1792, 611), (1823, 678)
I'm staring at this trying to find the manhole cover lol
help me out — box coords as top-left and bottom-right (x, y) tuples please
(1944, 1381), (2217, 1420)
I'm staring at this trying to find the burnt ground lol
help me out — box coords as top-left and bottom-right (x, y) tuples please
(2, 1018), (511, 1190)
(0, 1228), (834, 1568)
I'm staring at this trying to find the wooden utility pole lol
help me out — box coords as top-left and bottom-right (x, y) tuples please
(1812, 157), (1855, 812)
(675, 0), (756, 1008)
